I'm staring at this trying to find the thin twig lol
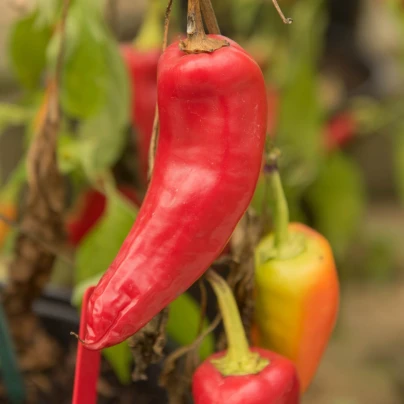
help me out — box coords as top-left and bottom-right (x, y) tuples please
(272, 0), (293, 24)
(147, 0), (174, 182)
(200, 0), (221, 35)
(161, 313), (221, 375)
(2, 0), (72, 373)
(0, 213), (74, 266)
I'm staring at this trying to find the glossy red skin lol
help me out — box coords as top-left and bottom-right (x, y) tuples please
(83, 35), (267, 350)
(193, 348), (300, 404)
(120, 45), (161, 184)
(67, 186), (141, 246)
(325, 112), (357, 152)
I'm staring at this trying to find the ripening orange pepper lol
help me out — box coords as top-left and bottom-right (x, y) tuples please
(251, 147), (340, 393)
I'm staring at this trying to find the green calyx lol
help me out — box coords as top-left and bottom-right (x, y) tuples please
(211, 350), (268, 377)
(134, 0), (164, 51)
(206, 270), (269, 377)
(257, 230), (306, 264)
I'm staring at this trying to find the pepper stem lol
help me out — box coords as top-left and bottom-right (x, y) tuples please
(134, 0), (164, 51)
(263, 141), (305, 260)
(264, 147), (289, 250)
(206, 270), (269, 376)
(179, 0), (229, 54)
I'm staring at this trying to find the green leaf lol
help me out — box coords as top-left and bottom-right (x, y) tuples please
(71, 273), (102, 307)
(167, 293), (215, 360)
(8, 12), (52, 90)
(102, 343), (132, 385)
(36, 0), (61, 26)
(74, 188), (137, 285)
(59, 3), (108, 119)
(305, 152), (366, 259)
(0, 104), (32, 135)
(77, 35), (130, 177)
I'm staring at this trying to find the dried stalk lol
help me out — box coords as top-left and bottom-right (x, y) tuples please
(0, 213), (74, 266)
(1, 0), (71, 380)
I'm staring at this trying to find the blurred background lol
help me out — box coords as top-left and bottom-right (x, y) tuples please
(1, 0), (404, 403)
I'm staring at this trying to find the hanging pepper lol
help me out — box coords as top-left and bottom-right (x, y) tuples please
(79, 0), (267, 351)
(252, 147), (340, 393)
(325, 111), (357, 152)
(120, 0), (164, 185)
(66, 186), (141, 247)
(193, 270), (300, 404)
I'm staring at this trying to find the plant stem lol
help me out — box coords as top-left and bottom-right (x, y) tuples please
(208, 270), (250, 359)
(206, 270), (268, 376)
(264, 148), (290, 251)
(179, 0), (228, 54)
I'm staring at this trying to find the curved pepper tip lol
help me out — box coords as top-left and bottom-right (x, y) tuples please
(70, 330), (106, 351)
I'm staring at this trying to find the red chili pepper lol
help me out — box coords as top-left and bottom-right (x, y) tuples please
(66, 186), (140, 246)
(81, 24), (267, 350)
(121, 47), (160, 183)
(324, 112), (357, 152)
(120, 0), (164, 184)
(193, 270), (300, 404)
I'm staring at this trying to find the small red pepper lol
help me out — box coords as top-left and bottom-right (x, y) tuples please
(120, 48), (160, 183)
(81, 7), (267, 350)
(120, 0), (164, 184)
(193, 270), (300, 404)
(324, 111), (357, 152)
